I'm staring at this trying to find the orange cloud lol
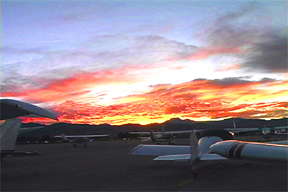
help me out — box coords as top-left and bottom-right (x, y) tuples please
(19, 78), (288, 125)
(2, 66), (146, 103)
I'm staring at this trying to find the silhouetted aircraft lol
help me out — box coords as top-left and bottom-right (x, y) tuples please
(54, 133), (109, 147)
(0, 99), (57, 159)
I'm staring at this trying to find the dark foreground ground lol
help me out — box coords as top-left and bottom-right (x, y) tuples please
(1, 137), (287, 192)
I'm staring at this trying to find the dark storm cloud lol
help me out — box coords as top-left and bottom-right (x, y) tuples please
(210, 77), (276, 87)
(205, 3), (262, 48)
(244, 34), (287, 73)
(204, 3), (287, 73)
(211, 77), (252, 87)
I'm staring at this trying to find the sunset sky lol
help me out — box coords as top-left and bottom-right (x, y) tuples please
(1, 0), (287, 125)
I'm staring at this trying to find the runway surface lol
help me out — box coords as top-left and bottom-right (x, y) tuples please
(1, 139), (287, 191)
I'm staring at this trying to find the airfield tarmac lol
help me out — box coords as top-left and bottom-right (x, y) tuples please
(1, 138), (287, 192)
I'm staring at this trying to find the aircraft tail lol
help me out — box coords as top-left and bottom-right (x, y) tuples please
(60, 133), (69, 142)
(190, 130), (200, 162)
(0, 118), (22, 151)
(150, 130), (156, 141)
(262, 129), (271, 135)
(233, 121), (236, 129)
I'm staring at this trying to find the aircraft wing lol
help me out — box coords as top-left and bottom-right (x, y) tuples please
(129, 132), (160, 135)
(54, 134), (109, 138)
(154, 154), (191, 161)
(1, 150), (42, 157)
(0, 99), (58, 120)
(139, 137), (151, 141)
(225, 126), (288, 133)
(130, 144), (190, 156)
(153, 153), (227, 161)
(163, 130), (202, 134)
(19, 126), (46, 134)
(268, 140), (288, 145)
(129, 126), (288, 136)
(129, 130), (201, 135)
(199, 153), (227, 160)
(172, 126), (288, 134)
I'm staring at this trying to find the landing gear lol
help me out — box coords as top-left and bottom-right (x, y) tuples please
(191, 165), (198, 179)
(192, 172), (198, 179)
(191, 158), (200, 179)
(168, 141), (175, 145)
(244, 160), (250, 165)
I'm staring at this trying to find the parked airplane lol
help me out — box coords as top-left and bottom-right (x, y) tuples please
(0, 99), (58, 159)
(129, 125), (288, 141)
(131, 129), (229, 178)
(130, 125), (177, 144)
(130, 129), (288, 178)
(150, 129), (176, 144)
(229, 126), (288, 135)
(54, 133), (109, 147)
(210, 140), (288, 162)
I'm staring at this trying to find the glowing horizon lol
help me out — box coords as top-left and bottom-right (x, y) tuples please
(2, 1), (287, 125)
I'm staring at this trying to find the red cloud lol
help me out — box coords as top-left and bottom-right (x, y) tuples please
(2, 66), (145, 103)
(19, 78), (288, 125)
(5, 62), (286, 125)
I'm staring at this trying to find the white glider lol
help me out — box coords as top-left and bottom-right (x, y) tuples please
(130, 129), (288, 177)
(210, 140), (288, 162)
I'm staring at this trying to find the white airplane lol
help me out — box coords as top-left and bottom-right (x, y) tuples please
(210, 139), (288, 162)
(130, 125), (180, 144)
(131, 129), (228, 178)
(54, 133), (109, 147)
(227, 126), (288, 135)
(149, 129), (176, 144)
(129, 125), (198, 145)
(130, 128), (288, 178)
(0, 99), (58, 159)
(129, 125), (288, 140)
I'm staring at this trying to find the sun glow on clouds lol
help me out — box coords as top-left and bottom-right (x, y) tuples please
(3, 46), (287, 125)
(13, 76), (288, 125)
(2, 1), (287, 125)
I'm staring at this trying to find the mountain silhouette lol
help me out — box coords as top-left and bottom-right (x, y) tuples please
(19, 118), (287, 139)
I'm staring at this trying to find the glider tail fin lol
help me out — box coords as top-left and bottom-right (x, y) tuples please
(233, 121), (236, 129)
(60, 133), (69, 142)
(161, 124), (165, 136)
(190, 130), (200, 162)
(150, 130), (156, 141)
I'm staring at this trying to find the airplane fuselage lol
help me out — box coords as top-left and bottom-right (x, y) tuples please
(152, 134), (175, 144)
(210, 140), (288, 162)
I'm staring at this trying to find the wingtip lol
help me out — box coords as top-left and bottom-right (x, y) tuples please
(0, 99), (59, 120)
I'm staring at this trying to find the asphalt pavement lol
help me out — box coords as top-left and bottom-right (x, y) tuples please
(1, 138), (287, 191)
